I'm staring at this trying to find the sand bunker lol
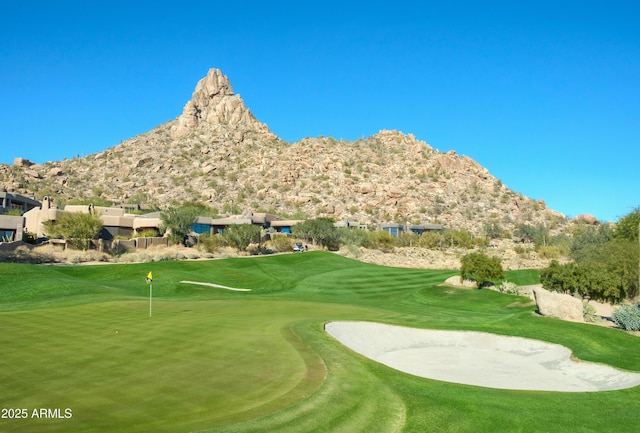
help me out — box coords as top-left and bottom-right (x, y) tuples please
(179, 280), (251, 291)
(325, 321), (640, 392)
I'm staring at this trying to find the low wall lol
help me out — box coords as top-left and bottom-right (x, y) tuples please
(1, 237), (170, 254)
(0, 241), (32, 252)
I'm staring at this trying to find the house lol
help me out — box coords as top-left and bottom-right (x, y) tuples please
(0, 192), (43, 243)
(269, 220), (304, 234)
(407, 223), (445, 235)
(0, 215), (23, 242)
(23, 199), (162, 240)
(0, 192), (41, 215)
(191, 216), (253, 235)
(190, 212), (300, 235)
(334, 220), (368, 230)
(378, 222), (445, 237)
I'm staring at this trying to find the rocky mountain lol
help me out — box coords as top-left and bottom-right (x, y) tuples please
(1, 68), (567, 234)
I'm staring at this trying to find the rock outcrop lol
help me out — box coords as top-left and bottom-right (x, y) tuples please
(0, 67), (569, 236)
(170, 68), (274, 140)
(573, 214), (599, 225)
(533, 286), (584, 322)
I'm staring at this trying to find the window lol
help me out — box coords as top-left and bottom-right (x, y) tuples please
(191, 223), (211, 235)
(0, 229), (15, 242)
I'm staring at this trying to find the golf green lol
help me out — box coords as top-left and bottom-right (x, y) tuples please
(1, 252), (639, 432)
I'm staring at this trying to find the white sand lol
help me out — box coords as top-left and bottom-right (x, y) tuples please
(325, 321), (640, 392)
(179, 280), (251, 291)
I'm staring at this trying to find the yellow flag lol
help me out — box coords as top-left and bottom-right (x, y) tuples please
(147, 272), (153, 283)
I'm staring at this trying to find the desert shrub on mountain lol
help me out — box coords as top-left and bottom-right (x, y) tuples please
(441, 229), (476, 249)
(483, 221), (504, 239)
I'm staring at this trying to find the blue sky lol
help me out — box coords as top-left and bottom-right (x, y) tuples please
(1, 1), (638, 222)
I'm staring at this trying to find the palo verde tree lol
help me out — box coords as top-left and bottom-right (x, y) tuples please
(540, 207), (640, 302)
(42, 212), (103, 250)
(292, 218), (339, 249)
(222, 224), (261, 251)
(540, 260), (622, 303)
(160, 205), (200, 245)
(614, 206), (640, 242)
(460, 251), (504, 288)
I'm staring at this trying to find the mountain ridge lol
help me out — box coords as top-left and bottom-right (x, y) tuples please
(1, 68), (567, 234)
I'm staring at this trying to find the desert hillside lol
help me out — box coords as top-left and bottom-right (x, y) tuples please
(1, 68), (566, 235)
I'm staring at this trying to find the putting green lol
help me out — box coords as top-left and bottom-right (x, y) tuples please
(0, 299), (380, 432)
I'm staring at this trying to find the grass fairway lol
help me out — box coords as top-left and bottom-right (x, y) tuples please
(1, 251), (639, 432)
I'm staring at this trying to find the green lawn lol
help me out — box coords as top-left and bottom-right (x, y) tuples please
(0, 252), (638, 432)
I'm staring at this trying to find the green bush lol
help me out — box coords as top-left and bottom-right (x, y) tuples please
(336, 228), (371, 248)
(198, 234), (226, 253)
(223, 224), (261, 251)
(460, 252), (504, 288)
(369, 231), (395, 251)
(536, 245), (564, 259)
(417, 231), (443, 249)
(269, 235), (292, 252)
(137, 229), (160, 238)
(583, 302), (599, 323)
(612, 303), (640, 331)
(498, 281), (521, 295)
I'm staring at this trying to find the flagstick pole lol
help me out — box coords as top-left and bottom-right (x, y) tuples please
(149, 283), (153, 318)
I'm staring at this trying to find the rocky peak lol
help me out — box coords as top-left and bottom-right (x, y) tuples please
(0, 68), (570, 236)
(170, 68), (274, 139)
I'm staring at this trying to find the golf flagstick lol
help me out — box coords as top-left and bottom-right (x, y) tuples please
(147, 272), (153, 317)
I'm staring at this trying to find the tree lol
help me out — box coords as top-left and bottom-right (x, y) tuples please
(483, 221), (503, 239)
(336, 227), (372, 248)
(460, 252), (504, 288)
(442, 229), (474, 249)
(614, 206), (640, 242)
(540, 260), (624, 303)
(222, 224), (261, 251)
(569, 224), (613, 262)
(292, 218), (339, 249)
(595, 238), (638, 300)
(42, 212), (102, 250)
(160, 205), (200, 245)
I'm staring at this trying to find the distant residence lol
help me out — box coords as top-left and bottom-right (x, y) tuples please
(334, 220), (368, 230)
(21, 200), (304, 243)
(0, 214), (23, 242)
(23, 199), (163, 240)
(0, 192), (40, 215)
(191, 212), (304, 237)
(3, 192), (445, 249)
(377, 222), (445, 237)
(0, 192), (42, 242)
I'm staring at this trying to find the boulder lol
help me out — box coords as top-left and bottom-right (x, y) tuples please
(444, 276), (476, 288)
(573, 214), (599, 225)
(14, 157), (34, 167)
(532, 286), (583, 322)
